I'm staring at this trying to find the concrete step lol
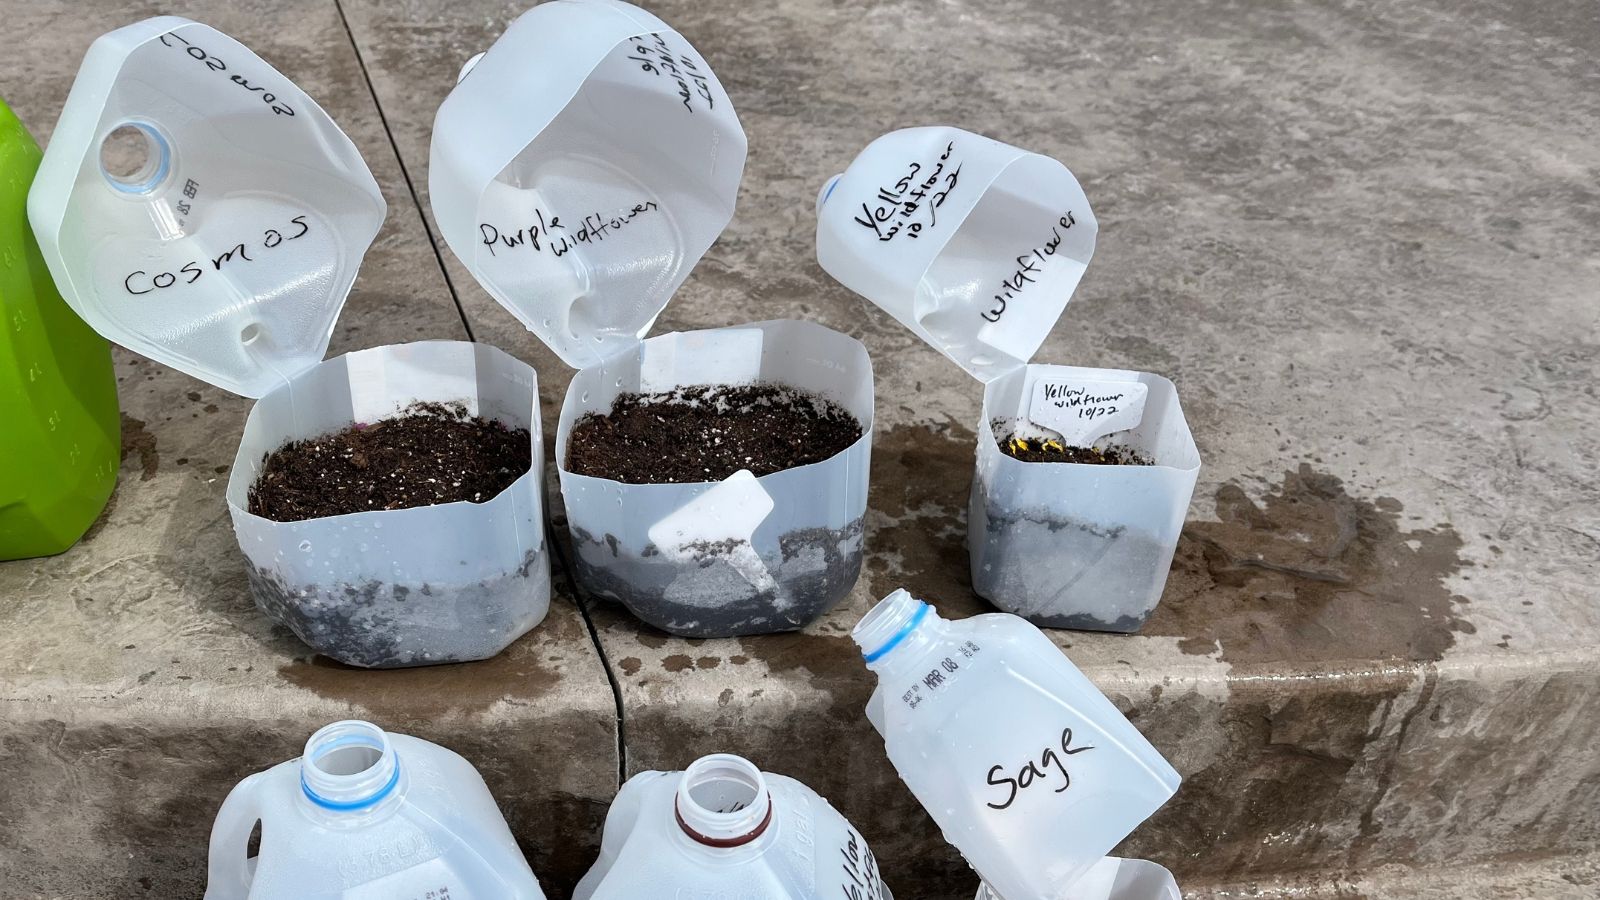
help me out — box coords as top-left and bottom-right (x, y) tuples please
(4, 0), (1598, 897)
(1185, 854), (1600, 900)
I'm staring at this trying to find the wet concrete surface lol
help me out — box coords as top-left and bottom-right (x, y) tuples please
(3, 0), (1599, 896)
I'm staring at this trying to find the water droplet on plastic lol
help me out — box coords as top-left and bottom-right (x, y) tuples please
(298, 540), (312, 552)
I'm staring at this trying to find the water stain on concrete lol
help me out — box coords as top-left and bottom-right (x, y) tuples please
(1147, 464), (1474, 666)
(277, 609), (584, 721)
(120, 414), (158, 482)
(864, 421), (976, 604)
(735, 630), (866, 695)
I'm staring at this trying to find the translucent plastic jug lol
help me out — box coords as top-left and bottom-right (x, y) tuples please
(430, 0), (745, 370)
(433, 2), (871, 638)
(574, 753), (892, 900)
(816, 126), (1097, 384)
(0, 94), (119, 560)
(852, 590), (1179, 900)
(205, 720), (545, 900)
(28, 16), (385, 398)
(554, 320), (872, 637)
(970, 365), (1200, 632)
(818, 128), (1201, 633)
(226, 342), (550, 668)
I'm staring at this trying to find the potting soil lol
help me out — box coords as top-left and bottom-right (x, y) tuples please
(994, 425), (1153, 466)
(566, 384), (863, 484)
(248, 401), (532, 522)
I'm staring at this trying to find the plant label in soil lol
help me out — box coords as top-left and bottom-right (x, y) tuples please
(1028, 379), (1148, 446)
(647, 469), (777, 592)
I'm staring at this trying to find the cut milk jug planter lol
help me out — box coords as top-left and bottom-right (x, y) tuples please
(575, 753), (892, 900)
(0, 94), (119, 560)
(30, 18), (550, 666)
(853, 590), (1181, 900)
(205, 720), (545, 899)
(432, 0), (872, 637)
(817, 126), (1199, 632)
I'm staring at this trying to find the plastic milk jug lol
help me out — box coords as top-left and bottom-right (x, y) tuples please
(574, 753), (893, 900)
(205, 720), (545, 899)
(0, 94), (119, 560)
(27, 16), (385, 398)
(852, 590), (1179, 900)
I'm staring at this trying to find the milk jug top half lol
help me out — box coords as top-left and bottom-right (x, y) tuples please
(574, 753), (892, 900)
(816, 126), (1097, 384)
(429, 0), (747, 370)
(28, 16), (385, 398)
(852, 589), (1179, 900)
(204, 720), (545, 900)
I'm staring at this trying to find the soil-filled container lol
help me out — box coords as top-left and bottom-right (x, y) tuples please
(817, 126), (1201, 632)
(431, 1), (874, 636)
(556, 320), (871, 636)
(30, 17), (551, 664)
(972, 365), (1198, 631)
(227, 342), (549, 667)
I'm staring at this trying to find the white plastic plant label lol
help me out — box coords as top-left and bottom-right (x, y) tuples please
(1027, 378), (1149, 446)
(647, 469), (777, 594)
(816, 126), (1097, 383)
(430, 0), (747, 369)
(28, 17), (385, 397)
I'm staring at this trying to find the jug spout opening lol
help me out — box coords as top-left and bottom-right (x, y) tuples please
(675, 754), (772, 847)
(853, 588), (930, 668)
(299, 720), (400, 812)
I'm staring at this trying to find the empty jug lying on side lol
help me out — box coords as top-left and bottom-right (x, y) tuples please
(853, 590), (1181, 900)
(205, 720), (545, 900)
(575, 753), (892, 900)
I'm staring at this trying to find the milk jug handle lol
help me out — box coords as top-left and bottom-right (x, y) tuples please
(204, 772), (265, 899)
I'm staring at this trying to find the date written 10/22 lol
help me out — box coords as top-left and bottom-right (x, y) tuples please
(121, 214), (311, 295)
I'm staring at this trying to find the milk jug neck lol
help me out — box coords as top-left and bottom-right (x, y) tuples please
(852, 589), (947, 675)
(674, 754), (774, 849)
(297, 720), (405, 823)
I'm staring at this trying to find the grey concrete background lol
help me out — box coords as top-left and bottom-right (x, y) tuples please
(2, 0), (1598, 897)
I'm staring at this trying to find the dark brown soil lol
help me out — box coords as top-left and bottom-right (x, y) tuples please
(248, 402), (531, 522)
(996, 430), (1152, 465)
(565, 384), (863, 484)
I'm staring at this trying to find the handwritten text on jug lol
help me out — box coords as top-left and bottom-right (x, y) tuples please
(479, 202), (659, 259)
(159, 30), (295, 117)
(628, 32), (714, 113)
(985, 727), (1097, 810)
(982, 211), (1080, 324)
(122, 214), (310, 295)
(854, 141), (962, 242)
